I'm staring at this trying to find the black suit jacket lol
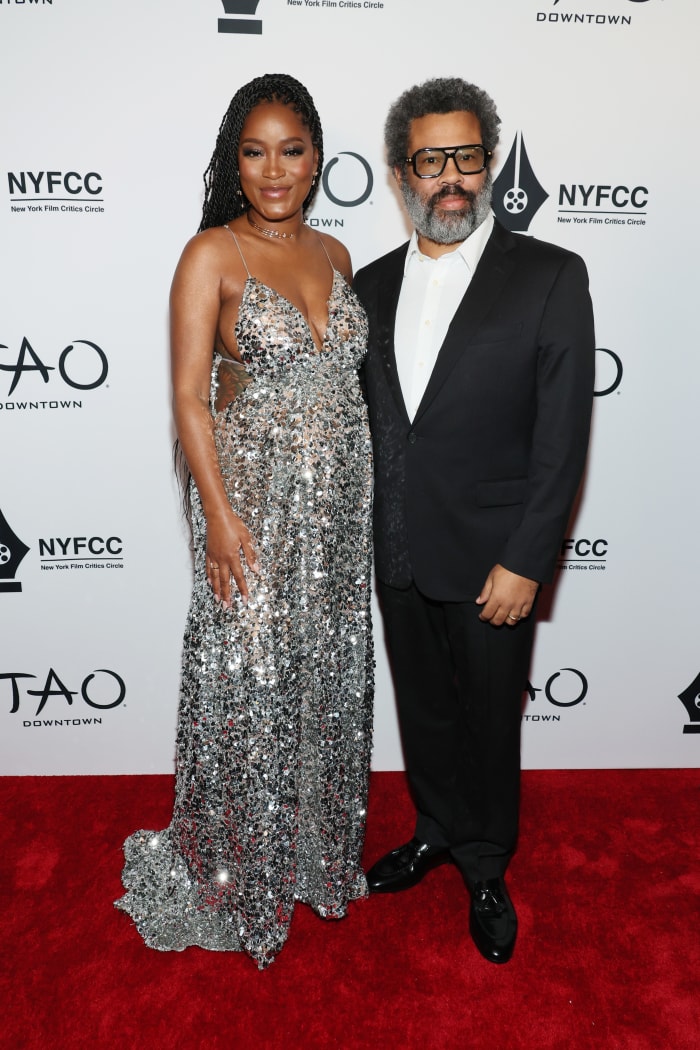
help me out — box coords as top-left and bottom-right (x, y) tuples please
(354, 219), (595, 602)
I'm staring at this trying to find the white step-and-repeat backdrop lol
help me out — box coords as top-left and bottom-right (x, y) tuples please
(2, 0), (698, 774)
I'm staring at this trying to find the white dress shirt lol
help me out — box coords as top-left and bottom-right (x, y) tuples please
(395, 213), (494, 421)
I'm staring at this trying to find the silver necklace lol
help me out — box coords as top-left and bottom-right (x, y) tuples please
(247, 212), (300, 240)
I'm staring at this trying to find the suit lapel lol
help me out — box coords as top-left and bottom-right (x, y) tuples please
(373, 245), (411, 425)
(413, 222), (517, 423)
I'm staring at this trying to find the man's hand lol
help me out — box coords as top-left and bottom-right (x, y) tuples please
(476, 564), (539, 626)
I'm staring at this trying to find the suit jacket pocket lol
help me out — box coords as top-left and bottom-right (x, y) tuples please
(476, 478), (527, 507)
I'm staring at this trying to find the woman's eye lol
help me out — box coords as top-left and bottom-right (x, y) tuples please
(242, 148), (263, 158)
(284, 147), (304, 156)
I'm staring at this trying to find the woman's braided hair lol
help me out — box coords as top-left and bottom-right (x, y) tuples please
(198, 73), (324, 232)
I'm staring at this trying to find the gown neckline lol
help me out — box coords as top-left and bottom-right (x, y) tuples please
(239, 270), (343, 356)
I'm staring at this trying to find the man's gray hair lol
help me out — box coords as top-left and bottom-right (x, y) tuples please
(384, 77), (501, 169)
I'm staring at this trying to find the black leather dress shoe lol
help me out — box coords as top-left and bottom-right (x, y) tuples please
(366, 838), (451, 893)
(468, 877), (517, 964)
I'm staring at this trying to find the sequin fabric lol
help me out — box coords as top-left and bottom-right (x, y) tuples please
(116, 269), (373, 969)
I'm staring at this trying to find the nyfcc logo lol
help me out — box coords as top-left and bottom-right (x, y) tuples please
(0, 502), (125, 588)
(39, 534), (124, 573)
(558, 537), (608, 573)
(8, 170), (104, 215)
(557, 183), (647, 227)
(493, 132), (649, 232)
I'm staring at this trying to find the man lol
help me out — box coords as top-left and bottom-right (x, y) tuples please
(354, 78), (594, 964)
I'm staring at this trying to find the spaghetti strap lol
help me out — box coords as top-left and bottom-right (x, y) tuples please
(317, 233), (335, 274)
(223, 223), (335, 281)
(223, 224), (251, 278)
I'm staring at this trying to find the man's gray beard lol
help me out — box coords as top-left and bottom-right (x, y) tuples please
(401, 170), (493, 245)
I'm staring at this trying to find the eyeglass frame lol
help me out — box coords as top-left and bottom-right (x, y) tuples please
(403, 144), (493, 179)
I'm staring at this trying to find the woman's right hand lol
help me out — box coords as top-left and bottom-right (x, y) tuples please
(205, 508), (260, 609)
(170, 230), (259, 610)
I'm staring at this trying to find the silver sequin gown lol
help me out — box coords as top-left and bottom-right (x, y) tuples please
(116, 255), (373, 969)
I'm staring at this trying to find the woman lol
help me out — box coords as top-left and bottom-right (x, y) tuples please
(116, 74), (373, 969)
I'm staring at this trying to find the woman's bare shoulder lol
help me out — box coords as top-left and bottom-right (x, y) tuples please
(173, 224), (247, 289)
(316, 231), (353, 283)
(177, 225), (233, 264)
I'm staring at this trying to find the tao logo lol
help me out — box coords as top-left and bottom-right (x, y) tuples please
(0, 337), (108, 396)
(526, 667), (588, 708)
(594, 348), (622, 397)
(2, 668), (126, 716)
(322, 153), (373, 208)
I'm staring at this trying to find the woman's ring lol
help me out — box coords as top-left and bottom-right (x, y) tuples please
(507, 613), (519, 621)
(210, 564), (220, 572)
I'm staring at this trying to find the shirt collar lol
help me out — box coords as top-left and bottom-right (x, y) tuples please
(404, 212), (494, 275)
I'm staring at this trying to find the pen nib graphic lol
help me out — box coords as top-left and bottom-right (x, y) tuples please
(219, 0), (262, 34)
(492, 132), (549, 233)
(677, 672), (700, 734)
(0, 507), (30, 593)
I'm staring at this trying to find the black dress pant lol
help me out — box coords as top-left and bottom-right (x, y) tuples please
(377, 580), (536, 885)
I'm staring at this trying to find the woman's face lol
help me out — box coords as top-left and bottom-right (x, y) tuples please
(238, 100), (318, 221)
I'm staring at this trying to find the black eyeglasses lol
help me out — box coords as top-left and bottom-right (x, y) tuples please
(404, 144), (492, 178)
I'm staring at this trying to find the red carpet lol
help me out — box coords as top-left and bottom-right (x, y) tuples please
(2, 770), (698, 1049)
